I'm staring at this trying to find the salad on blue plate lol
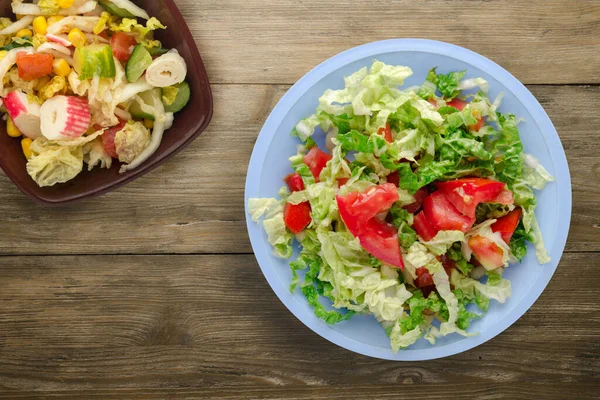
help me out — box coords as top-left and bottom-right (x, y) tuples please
(249, 61), (554, 352)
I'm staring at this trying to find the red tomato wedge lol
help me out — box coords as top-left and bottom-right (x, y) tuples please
(413, 211), (439, 241)
(378, 123), (393, 143)
(447, 98), (469, 110)
(110, 32), (138, 61)
(415, 267), (434, 288)
(336, 183), (399, 233)
(284, 172), (305, 192)
(403, 187), (429, 214)
(101, 120), (126, 159)
(436, 178), (506, 218)
(337, 177), (349, 187)
(303, 146), (332, 182)
(386, 171), (399, 187)
(492, 208), (522, 243)
(337, 184), (403, 268)
(446, 98), (485, 132)
(16, 52), (53, 81)
(359, 219), (404, 269)
(283, 202), (312, 234)
(490, 189), (514, 205)
(468, 235), (505, 270)
(423, 191), (476, 232)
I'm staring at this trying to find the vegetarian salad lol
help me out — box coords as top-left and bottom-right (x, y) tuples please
(249, 61), (554, 351)
(0, 0), (190, 187)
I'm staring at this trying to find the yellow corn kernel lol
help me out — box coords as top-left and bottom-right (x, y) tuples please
(143, 119), (154, 129)
(47, 16), (64, 26)
(16, 29), (33, 38)
(6, 117), (21, 138)
(21, 138), (33, 160)
(68, 28), (86, 48)
(33, 16), (48, 36)
(52, 58), (71, 77)
(57, 0), (75, 8)
(0, 50), (7, 61)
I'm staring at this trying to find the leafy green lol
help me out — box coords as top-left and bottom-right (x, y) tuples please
(509, 222), (532, 262)
(1, 37), (33, 52)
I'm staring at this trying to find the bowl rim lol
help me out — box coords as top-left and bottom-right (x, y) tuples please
(244, 38), (572, 361)
(0, 0), (214, 206)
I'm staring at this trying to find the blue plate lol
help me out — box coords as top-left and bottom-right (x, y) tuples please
(244, 39), (571, 360)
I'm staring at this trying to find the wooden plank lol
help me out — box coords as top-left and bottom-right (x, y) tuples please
(0, 253), (597, 397)
(175, 0), (600, 85)
(0, 85), (597, 255)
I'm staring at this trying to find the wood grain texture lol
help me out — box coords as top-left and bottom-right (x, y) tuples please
(175, 0), (600, 85)
(1, 1), (599, 398)
(0, 253), (598, 399)
(0, 85), (598, 255)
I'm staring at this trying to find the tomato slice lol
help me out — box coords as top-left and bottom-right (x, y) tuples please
(423, 191), (476, 232)
(110, 32), (138, 61)
(337, 177), (349, 187)
(359, 218), (404, 269)
(468, 235), (504, 270)
(447, 98), (468, 110)
(337, 183), (403, 268)
(283, 202), (312, 234)
(446, 98), (485, 131)
(336, 183), (398, 233)
(490, 189), (514, 205)
(386, 171), (399, 187)
(415, 267), (434, 288)
(492, 208), (522, 243)
(101, 120), (126, 159)
(440, 254), (456, 275)
(303, 146), (332, 182)
(412, 211), (439, 241)
(403, 187), (429, 214)
(284, 172), (305, 192)
(378, 123), (393, 143)
(436, 178), (506, 218)
(16, 52), (53, 81)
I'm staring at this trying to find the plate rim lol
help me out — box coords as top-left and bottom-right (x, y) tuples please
(244, 38), (572, 361)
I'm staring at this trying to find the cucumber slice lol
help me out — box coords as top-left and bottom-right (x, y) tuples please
(98, 0), (136, 18)
(162, 82), (190, 113)
(129, 88), (161, 121)
(126, 45), (153, 83)
(146, 47), (169, 57)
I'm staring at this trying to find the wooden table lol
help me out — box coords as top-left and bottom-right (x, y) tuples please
(1, 1), (599, 398)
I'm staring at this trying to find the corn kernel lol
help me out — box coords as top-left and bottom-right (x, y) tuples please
(57, 0), (75, 8)
(16, 29), (33, 38)
(68, 28), (86, 48)
(16, 14), (23, 21)
(6, 117), (21, 138)
(33, 16), (48, 36)
(47, 16), (64, 26)
(0, 50), (7, 61)
(143, 119), (154, 129)
(52, 58), (71, 77)
(21, 138), (33, 159)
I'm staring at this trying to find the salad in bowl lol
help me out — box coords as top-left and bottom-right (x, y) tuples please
(249, 61), (555, 352)
(0, 0), (190, 187)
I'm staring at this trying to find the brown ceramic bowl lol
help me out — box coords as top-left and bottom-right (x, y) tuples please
(0, 0), (213, 205)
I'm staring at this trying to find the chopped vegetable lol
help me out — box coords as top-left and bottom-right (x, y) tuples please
(249, 61), (554, 352)
(73, 43), (116, 79)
